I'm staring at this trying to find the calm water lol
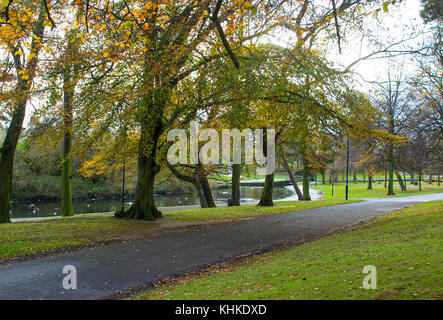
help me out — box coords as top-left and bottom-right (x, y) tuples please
(10, 185), (293, 219)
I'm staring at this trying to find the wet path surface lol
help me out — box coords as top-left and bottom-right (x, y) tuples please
(0, 193), (441, 300)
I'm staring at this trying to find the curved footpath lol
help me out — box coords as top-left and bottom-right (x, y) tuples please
(0, 193), (441, 300)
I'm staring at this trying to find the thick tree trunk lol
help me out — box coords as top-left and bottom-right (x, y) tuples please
(0, 97), (26, 223)
(231, 163), (241, 206)
(194, 182), (207, 208)
(302, 160), (311, 201)
(384, 170), (387, 188)
(116, 97), (163, 220)
(116, 146), (161, 220)
(258, 173), (274, 206)
(199, 174), (216, 208)
(395, 171), (406, 192)
(367, 174), (373, 190)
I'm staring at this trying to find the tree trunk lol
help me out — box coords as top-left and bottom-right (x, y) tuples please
(281, 151), (303, 200)
(387, 144), (395, 195)
(115, 92), (163, 220)
(388, 167), (395, 195)
(367, 174), (373, 190)
(61, 66), (74, 217)
(395, 170), (406, 192)
(418, 169), (422, 191)
(384, 170), (387, 188)
(116, 144), (161, 220)
(302, 160), (311, 201)
(195, 181), (208, 208)
(410, 172), (415, 184)
(0, 97), (26, 223)
(321, 170), (326, 185)
(199, 174), (216, 208)
(167, 163), (208, 208)
(231, 163), (241, 206)
(258, 173), (274, 206)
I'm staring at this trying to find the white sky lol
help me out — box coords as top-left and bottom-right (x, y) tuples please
(265, 0), (431, 93)
(327, 0), (430, 90)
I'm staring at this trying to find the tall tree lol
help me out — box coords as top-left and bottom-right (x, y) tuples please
(0, 2), (47, 223)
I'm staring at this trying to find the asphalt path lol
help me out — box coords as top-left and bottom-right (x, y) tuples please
(0, 193), (441, 300)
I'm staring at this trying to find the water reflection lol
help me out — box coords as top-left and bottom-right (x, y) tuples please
(10, 185), (293, 219)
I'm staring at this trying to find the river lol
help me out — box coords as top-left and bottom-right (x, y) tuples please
(10, 185), (294, 219)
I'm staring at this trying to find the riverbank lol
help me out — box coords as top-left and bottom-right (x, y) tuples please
(11, 174), (194, 202)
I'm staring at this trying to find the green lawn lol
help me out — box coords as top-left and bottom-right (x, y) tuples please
(0, 217), (157, 262)
(0, 200), (351, 262)
(133, 201), (443, 300)
(164, 200), (353, 221)
(317, 182), (443, 200)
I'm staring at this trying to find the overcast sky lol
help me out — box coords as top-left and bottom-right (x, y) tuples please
(329, 0), (430, 90)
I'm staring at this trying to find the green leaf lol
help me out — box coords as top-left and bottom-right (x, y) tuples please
(1, 0), (9, 9)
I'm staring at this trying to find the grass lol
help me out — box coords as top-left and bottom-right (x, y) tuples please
(0, 217), (157, 262)
(164, 200), (353, 222)
(132, 201), (443, 300)
(316, 182), (443, 200)
(0, 200), (352, 262)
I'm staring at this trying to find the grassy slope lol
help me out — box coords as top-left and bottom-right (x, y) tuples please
(0, 200), (351, 261)
(133, 201), (443, 300)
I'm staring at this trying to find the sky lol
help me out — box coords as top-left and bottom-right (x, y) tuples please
(327, 0), (431, 90)
(266, 0), (431, 93)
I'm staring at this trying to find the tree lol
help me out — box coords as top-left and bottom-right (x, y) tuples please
(374, 70), (410, 195)
(0, 2), (48, 223)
